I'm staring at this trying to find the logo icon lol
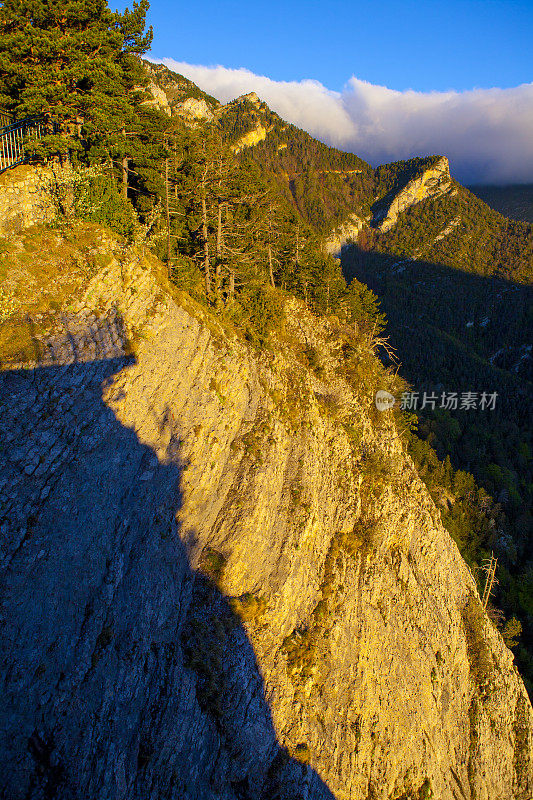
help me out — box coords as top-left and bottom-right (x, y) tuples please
(375, 390), (396, 412)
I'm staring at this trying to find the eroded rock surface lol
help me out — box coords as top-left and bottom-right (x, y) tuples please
(325, 213), (366, 256)
(1, 235), (532, 800)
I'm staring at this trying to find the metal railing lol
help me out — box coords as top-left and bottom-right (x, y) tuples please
(0, 116), (46, 174)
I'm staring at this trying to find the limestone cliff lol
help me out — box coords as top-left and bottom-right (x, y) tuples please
(230, 123), (268, 153)
(142, 60), (220, 119)
(373, 156), (456, 232)
(325, 213), (367, 256)
(1, 225), (533, 800)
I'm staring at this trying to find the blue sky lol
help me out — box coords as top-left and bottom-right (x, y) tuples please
(128, 0), (533, 183)
(141, 0), (532, 93)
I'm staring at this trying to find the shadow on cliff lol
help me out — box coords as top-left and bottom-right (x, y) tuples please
(0, 348), (335, 799)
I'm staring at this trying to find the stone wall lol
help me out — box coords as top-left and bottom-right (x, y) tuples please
(0, 163), (77, 234)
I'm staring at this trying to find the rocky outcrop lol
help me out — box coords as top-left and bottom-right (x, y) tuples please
(373, 156), (455, 232)
(142, 61), (219, 121)
(231, 123), (268, 153)
(235, 91), (262, 108)
(142, 80), (172, 116)
(2, 228), (533, 799)
(325, 213), (366, 256)
(176, 97), (214, 121)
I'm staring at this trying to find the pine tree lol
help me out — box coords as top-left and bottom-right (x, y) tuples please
(0, 0), (153, 158)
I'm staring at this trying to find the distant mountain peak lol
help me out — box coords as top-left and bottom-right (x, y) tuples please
(372, 155), (455, 232)
(234, 91), (262, 107)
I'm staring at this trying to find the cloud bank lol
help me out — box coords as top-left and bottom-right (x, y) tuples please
(156, 59), (533, 185)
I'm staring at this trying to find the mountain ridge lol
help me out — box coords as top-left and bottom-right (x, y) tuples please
(140, 60), (533, 698)
(1, 32), (532, 798)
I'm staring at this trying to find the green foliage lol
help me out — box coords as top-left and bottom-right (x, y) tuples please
(0, 0), (153, 156)
(407, 435), (501, 570)
(198, 547), (226, 585)
(282, 626), (317, 679)
(0, 0), (174, 226)
(470, 184), (533, 225)
(418, 779), (433, 800)
(359, 182), (533, 283)
(292, 743), (311, 765)
(342, 199), (532, 691)
(503, 616), (522, 649)
(462, 594), (494, 696)
(235, 284), (285, 347)
(215, 94), (374, 232)
(229, 592), (266, 622)
(74, 169), (137, 240)
(345, 277), (386, 332)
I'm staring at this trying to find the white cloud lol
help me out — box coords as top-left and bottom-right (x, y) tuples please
(155, 58), (533, 185)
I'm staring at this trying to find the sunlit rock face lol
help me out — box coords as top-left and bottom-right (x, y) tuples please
(230, 123), (268, 153)
(374, 156), (455, 232)
(176, 97), (214, 121)
(325, 213), (366, 256)
(142, 80), (172, 116)
(1, 227), (532, 800)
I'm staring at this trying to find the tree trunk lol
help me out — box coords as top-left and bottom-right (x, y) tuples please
(121, 127), (128, 200)
(165, 157), (171, 277)
(228, 268), (235, 306)
(268, 205), (275, 288)
(268, 244), (275, 288)
(215, 200), (223, 307)
(201, 190), (211, 298)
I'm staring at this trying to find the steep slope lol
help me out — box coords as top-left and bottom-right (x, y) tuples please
(217, 93), (375, 231)
(185, 78), (533, 594)
(142, 61), (533, 275)
(2, 221), (533, 799)
(371, 156), (455, 232)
